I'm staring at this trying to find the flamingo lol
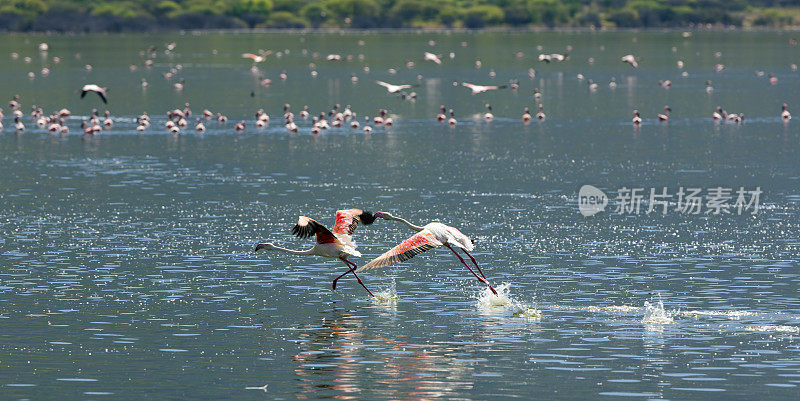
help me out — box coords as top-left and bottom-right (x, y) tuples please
(242, 52), (269, 63)
(782, 103), (791, 121)
(712, 106), (725, 120)
(360, 212), (497, 295)
(536, 104), (545, 121)
(484, 104), (493, 121)
(632, 110), (642, 125)
(436, 105), (447, 122)
(424, 52), (442, 65)
(375, 80), (415, 94)
(254, 209), (378, 296)
(460, 82), (508, 95)
(77, 84), (108, 103)
(538, 53), (566, 62)
(658, 106), (671, 122)
(522, 107), (531, 123)
(621, 54), (638, 68)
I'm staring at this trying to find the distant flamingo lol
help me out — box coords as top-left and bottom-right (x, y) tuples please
(361, 212), (497, 295)
(632, 110), (642, 125)
(522, 107), (531, 123)
(437, 105), (446, 122)
(375, 80), (416, 94)
(658, 106), (671, 122)
(77, 84), (108, 103)
(782, 103), (791, 121)
(536, 104), (545, 121)
(242, 52), (269, 63)
(254, 209), (377, 296)
(424, 52), (442, 65)
(460, 82), (508, 95)
(621, 54), (638, 68)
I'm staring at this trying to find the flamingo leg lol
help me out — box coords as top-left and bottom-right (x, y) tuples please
(462, 249), (488, 280)
(446, 245), (497, 295)
(336, 257), (375, 297)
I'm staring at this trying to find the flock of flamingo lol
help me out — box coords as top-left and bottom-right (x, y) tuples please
(0, 39), (794, 136)
(254, 209), (498, 297)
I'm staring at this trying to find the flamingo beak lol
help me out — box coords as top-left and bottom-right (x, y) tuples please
(254, 243), (266, 252)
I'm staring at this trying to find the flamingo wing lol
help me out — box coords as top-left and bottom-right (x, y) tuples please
(331, 209), (374, 236)
(291, 216), (338, 244)
(357, 230), (442, 271)
(242, 53), (258, 60)
(96, 90), (108, 104)
(375, 80), (391, 89)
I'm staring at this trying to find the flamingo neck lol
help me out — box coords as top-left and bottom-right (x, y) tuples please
(391, 216), (424, 232)
(270, 245), (315, 256)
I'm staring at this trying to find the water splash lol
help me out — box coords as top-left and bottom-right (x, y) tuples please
(371, 279), (397, 305)
(477, 283), (513, 309)
(743, 325), (799, 333)
(678, 310), (758, 319)
(476, 283), (542, 320)
(587, 305), (641, 314)
(642, 299), (674, 325)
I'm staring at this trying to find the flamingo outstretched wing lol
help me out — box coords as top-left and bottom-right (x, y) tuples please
(358, 230), (442, 271)
(332, 209), (374, 236)
(292, 216), (339, 244)
(375, 80), (392, 89)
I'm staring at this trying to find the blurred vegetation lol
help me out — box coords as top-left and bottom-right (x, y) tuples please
(2, 0), (800, 31)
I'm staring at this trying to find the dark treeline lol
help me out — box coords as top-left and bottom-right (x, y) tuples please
(2, 0), (800, 32)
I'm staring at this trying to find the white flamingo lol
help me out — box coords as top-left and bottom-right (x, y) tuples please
(360, 212), (497, 295)
(621, 54), (638, 68)
(375, 80), (416, 94)
(242, 52), (269, 63)
(254, 209), (378, 296)
(424, 52), (442, 65)
(459, 82), (508, 95)
(658, 106), (671, 122)
(77, 84), (108, 104)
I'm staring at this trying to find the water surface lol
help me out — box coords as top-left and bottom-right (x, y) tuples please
(0, 31), (799, 400)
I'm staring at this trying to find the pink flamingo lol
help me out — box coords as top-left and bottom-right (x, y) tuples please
(254, 209), (377, 296)
(361, 212), (497, 295)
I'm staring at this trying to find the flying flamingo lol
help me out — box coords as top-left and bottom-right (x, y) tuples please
(359, 212), (497, 295)
(242, 51), (270, 63)
(375, 80), (416, 94)
(254, 209), (378, 296)
(77, 84), (108, 103)
(424, 52), (442, 65)
(621, 54), (638, 68)
(459, 82), (508, 95)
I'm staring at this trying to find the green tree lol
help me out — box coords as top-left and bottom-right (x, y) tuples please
(323, 0), (380, 26)
(227, 0), (273, 27)
(301, 2), (328, 27)
(463, 5), (504, 28)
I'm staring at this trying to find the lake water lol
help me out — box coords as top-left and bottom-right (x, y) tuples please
(1, 30), (799, 400)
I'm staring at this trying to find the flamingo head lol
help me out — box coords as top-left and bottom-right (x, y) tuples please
(254, 242), (276, 252)
(359, 211), (377, 225)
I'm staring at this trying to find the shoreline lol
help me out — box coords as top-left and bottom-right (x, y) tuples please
(4, 26), (800, 36)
